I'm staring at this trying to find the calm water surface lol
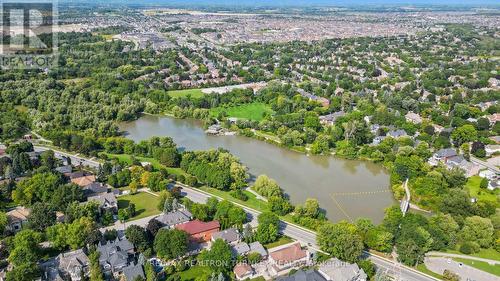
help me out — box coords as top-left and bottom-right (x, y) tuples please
(120, 115), (395, 223)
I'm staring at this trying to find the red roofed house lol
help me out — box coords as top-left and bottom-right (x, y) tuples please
(268, 242), (309, 275)
(175, 220), (220, 243)
(71, 175), (96, 187)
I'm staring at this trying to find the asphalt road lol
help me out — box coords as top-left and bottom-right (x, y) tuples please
(471, 156), (500, 173)
(56, 149), (439, 281)
(178, 183), (439, 281)
(34, 146), (101, 169)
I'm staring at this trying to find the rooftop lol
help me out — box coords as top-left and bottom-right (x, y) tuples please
(175, 219), (220, 235)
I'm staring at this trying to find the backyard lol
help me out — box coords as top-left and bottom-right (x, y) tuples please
(465, 175), (499, 203)
(117, 192), (161, 221)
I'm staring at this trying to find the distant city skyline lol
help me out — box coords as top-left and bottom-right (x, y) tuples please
(60, 0), (500, 7)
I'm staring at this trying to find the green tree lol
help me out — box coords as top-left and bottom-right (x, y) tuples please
(364, 227), (394, 253)
(9, 230), (42, 266)
(256, 212), (280, 244)
(28, 202), (56, 232)
(460, 216), (494, 248)
(198, 239), (232, 273)
(451, 125), (477, 146)
(317, 221), (364, 263)
(126, 225), (148, 252)
(153, 229), (188, 260)
(252, 175), (282, 198)
(89, 250), (105, 281)
(382, 206), (403, 236)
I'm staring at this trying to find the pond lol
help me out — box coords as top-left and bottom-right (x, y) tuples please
(120, 115), (395, 223)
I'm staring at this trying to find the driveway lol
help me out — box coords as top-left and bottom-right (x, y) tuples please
(424, 257), (498, 281)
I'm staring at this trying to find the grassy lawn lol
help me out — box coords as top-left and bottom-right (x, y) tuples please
(175, 265), (212, 281)
(264, 236), (294, 249)
(168, 89), (204, 99)
(465, 176), (499, 203)
(103, 153), (187, 177)
(117, 192), (160, 221)
(454, 258), (500, 276)
(199, 186), (269, 211)
(210, 102), (274, 121)
(416, 264), (443, 279)
(445, 248), (500, 261)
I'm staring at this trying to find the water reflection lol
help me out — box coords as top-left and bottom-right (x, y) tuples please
(120, 115), (395, 223)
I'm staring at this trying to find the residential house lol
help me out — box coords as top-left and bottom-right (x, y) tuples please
(405, 112), (423, 124)
(429, 148), (458, 166)
(487, 179), (499, 190)
(231, 241), (267, 258)
(433, 124), (444, 134)
(82, 182), (108, 197)
(446, 155), (480, 177)
(386, 129), (408, 139)
(249, 242), (268, 259)
(122, 263), (145, 281)
(87, 193), (118, 213)
(485, 145), (500, 157)
(318, 258), (367, 281)
(97, 236), (135, 278)
(297, 89), (330, 107)
(477, 101), (496, 112)
(155, 209), (192, 229)
(42, 249), (90, 281)
(371, 136), (386, 146)
(489, 136), (500, 144)
(486, 113), (500, 125)
(211, 228), (240, 245)
(55, 165), (72, 176)
(233, 263), (255, 280)
(319, 111), (345, 126)
(6, 206), (30, 233)
(231, 242), (251, 257)
(268, 243), (309, 275)
(479, 169), (498, 181)
(175, 220), (220, 243)
(71, 175), (96, 187)
(276, 269), (327, 281)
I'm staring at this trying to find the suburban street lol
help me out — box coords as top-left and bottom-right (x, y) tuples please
(63, 151), (438, 281)
(471, 156), (500, 173)
(34, 145), (101, 169)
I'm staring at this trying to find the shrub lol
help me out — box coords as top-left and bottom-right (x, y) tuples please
(480, 178), (488, 189)
(459, 241), (479, 254)
(230, 190), (248, 201)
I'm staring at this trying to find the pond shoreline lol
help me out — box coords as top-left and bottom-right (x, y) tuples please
(120, 113), (395, 223)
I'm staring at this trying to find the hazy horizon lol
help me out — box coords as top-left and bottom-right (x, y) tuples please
(59, 0), (500, 7)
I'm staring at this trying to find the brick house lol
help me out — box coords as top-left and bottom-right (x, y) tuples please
(175, 220), (220, 243)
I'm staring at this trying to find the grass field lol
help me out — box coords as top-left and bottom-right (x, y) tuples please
(117, 192), (161, 221)
(210, 102), (274, 121)
(465, 176), (499, 203)
(264, 236), (294, 249)
(168, 89), (204, 99)
(103, 153), (187, 177)
(199, 186), (269, 211)
(175, 265), (212, 281)
(454, 258), (500, 276)
(445, 248), (500, 261)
